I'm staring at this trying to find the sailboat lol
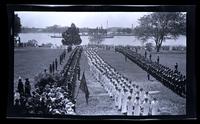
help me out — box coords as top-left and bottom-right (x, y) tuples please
(104, 20), (114, 38)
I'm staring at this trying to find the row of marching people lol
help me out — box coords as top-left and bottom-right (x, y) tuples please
(84, 47), (160, 116)
(115, 46), (186, 98)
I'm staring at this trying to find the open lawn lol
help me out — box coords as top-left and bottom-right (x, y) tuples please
(14, 48), (70, 92)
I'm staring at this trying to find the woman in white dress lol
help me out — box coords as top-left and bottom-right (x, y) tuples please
(127, 96), (134, 116)
(133, 97), (141, 116)
(118, 88), (123, 111)
(139, 88), (145, 103)
(121, 89), (128, 115)
(114, 87), (119, 108)
(141, 98), (150, 116)
(150, 98), (159, 115)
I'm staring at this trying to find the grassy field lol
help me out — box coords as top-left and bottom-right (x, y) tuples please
(14, 48), (70, 91)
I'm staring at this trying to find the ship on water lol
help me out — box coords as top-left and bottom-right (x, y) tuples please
(50, 33), (62, 38)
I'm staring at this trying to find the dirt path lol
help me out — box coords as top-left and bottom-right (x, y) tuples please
(74, 51), (122, 115)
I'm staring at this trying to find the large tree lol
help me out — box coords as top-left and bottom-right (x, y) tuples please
(134, 12), (186, 52)
(14, 14), (21, 37)
(62, 23), (82, 46)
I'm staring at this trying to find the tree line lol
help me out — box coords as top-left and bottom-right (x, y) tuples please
(15, 12), (186, 52)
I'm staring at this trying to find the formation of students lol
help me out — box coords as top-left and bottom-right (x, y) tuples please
(85, 47), (160, 116)
(13, 47), (83, 115)
(115, 46), (186, 98)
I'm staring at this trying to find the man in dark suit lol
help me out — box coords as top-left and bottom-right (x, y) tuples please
(25, 78), (31, 97)
(17, 78), (24, 96)
(55, 58), (58, 71)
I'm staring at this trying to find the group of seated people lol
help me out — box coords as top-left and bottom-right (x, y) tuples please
(14, 77), (76, 115)
(115, 46), (186, 97)
(84, 47), (160, 116)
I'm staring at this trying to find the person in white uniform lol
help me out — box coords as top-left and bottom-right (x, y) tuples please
(114, 87), (119, 108)
(133, 97), (141, 116)
(118, 88), (123, 111)
(139, 88), (145, 103)
(150, 98), (159, 115)
(141, 98), (150, 116)
(121, 88), (128, 115)
(127, 96), (134, 116)
(144, 91), (150, 101)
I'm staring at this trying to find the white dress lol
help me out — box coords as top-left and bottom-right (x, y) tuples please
(141, 101), (150, 116)
(114, 90), (119, 107)
(127, 98), (133, 115)
(121, 92), (128, 114)
(150, 100), (159, 115)
(134, 100), (140, 116)
(118, 90), (123, 110)
(139, 91), (145, 102)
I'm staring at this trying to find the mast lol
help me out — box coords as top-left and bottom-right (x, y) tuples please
(107, 20), (108, 29)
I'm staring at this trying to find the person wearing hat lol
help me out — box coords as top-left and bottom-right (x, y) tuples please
(55, 58), (58, 71)
(141, 98), (150, 116)
(144, 91), (150, 101)
(117, 88), (123, 111)
(52, 61), (55, 74)
(25, 78), (31, 97)
(133, 97), (141, 116)
(13, 99), (22, 114)
(121, 88), (128, 115)
(150, 98), (159, 115)
(139, 88), (145, 103)
(135, 85), (139, 93)
(17, 77), (24, 96)
(145, 50), (147, 58)
(129, 88), (135, 101)
(114, 87), (119, 108)
(174, 62), (178, 73)
(149, 54), (152, 61)
(127, 95), (134, 116)
(147, 72), (150, 81)
(49, 64), (52, 74)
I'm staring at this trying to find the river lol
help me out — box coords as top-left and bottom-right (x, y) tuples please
(19, 33), (186, 47)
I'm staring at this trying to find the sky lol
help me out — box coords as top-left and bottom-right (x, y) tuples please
(15, 12), (151, 28)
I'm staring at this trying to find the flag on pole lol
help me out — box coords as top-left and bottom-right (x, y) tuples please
(79, 72), (89, 104)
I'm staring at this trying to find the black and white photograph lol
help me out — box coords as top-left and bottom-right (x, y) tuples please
(11, 10), (188, 117)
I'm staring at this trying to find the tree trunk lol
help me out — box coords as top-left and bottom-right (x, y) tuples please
(156, 45), (160, 52)
(156, 39), (163, 52)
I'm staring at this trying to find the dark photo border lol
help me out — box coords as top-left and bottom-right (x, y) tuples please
(5, 4), (196, 120)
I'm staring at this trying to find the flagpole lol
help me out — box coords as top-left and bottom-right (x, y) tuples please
(75, 83), (80, 99)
